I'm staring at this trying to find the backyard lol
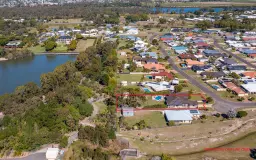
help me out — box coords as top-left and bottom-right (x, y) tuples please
(75, 39), (95, 52)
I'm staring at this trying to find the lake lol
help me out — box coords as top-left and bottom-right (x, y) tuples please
(152, 7), (256, 13)
(0, 55), (77, 95)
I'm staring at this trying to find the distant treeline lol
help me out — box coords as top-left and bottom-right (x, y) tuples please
(0, 3), (149, 19)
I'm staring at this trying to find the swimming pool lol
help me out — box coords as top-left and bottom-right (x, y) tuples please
(143, 88), (151, 93)
(155, 96), (162, 101)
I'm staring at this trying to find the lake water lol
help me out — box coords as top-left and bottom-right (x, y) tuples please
(152, 7), (255, 13)
(0, 55), (77, 95)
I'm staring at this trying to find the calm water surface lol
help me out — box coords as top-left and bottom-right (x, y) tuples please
(0, 55), (76, 95)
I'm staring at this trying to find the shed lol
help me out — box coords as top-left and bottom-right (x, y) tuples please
(121, 107), (134, 117)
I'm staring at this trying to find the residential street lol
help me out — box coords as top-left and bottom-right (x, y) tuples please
(159, 45), (256, 112)
(212, 36), (256, 69)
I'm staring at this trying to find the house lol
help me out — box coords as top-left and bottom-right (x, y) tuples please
(191, 65), (213, 74)
(200, 71), (225, 79)
(241, 84), (256, 94)
(134, 40), (147, 51)
(121, 107), (134, 117)
(57, 36), (72, 44)
(178, 54), (196, 60)
(133, 56), (143, 67)
(222, 82), (248, 97)
(126, 28), (139, 35)
(46, 148), (61, 160)
(164, 110), (201, 124)
(171, 78), (179, 85)
(185, 60), (205, 68)
(203, 50), (222, 57)
(194, 42), (209, 49)
(227, 65), (247, 74)
(120, 52), (127, 56)
(5, 41), (22, 48)
(120, 81), (128, 86)
(143, 63), (165, 71)
(140, 52), (158, 59)
(219, 58), (237, 66)
(241, 71), (256, 79)
(141, 81), (174, 92)
(241, 49), (256, 55)
(173, 46), (188, 54)
(160, 33), (174, 41)
(165, 96), (198, 108)
(150, 72), (173, 80)
(142, 58), (158, 64)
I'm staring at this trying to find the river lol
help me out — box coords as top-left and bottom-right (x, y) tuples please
(0, 55), (77, 95)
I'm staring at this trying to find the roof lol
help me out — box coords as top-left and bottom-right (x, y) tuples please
(151, 72), (173, 80)
(186, 59), (204, 66)
(173, 46), (187, 51)
(59, 36), (72, 39)
(143, 63), (165, 71)
(242, 71), (256, 78)
(164, 110), (193, 121)
(227, 65), (246, 71)
(224, 82), (237, 89)
(233, 87), (246, 94)
(221, 58), (236, 65)
(241, 84), (256, 92)
(192, 65), (212, 71)
(166, 96), (198, 107)
(242, 49), (256, 54)
(140, 52), (157, 58)
(46, 148), (59, 159)
(203, 50), (221, 56)
(142, 58), (158, 63)
(178, 54), (196, 59)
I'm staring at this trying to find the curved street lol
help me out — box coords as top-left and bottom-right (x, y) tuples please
(148, 32), (256, 112)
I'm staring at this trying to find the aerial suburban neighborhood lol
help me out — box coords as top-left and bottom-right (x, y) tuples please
(0, 1), (256, 160)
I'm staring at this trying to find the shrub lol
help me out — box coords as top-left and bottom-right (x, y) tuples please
(237, 111), (248, 118)
(215, 113), (220, 117)
(201, 114), (207, 119)
(227, 109), (237, 119)
(59, 136), (68, 148)
(168, 120), (175, 126)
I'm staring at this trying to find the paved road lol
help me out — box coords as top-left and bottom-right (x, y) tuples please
(212, 36), (256, 69)
(160, 44), (256, 112)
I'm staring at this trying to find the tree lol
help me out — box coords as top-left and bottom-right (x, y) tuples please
(68, 40), (77, 51)
(59, 136), (68, 148)
(174, 85), (183, 93)
(152, 39), (158, 45)
(76, 34), (83, 39)
(168, 121), (175, 126)
(159, 18), (167, 24)
(227, 109), (237, 119)
(44, 40), (56, 51)
(237, 111), (248, 118)
(206, 97), (213, 103)
(230, 72), (240, 79)
(161, 154), (176, 160)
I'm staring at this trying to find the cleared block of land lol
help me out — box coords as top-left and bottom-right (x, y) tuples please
(117, 74), (144, 83)
(75, 39), (95, 52)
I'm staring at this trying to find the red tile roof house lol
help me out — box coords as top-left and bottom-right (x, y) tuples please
(249, 54), (256, 59)
(185, 59), (204, 68)
(178, 54), (197, 60)
(241, 71), (256, 79)
(243, 37), (256, 41)
(143, 63), (165, 72)
(194, 42), (209, 49)
(223, 82), (248, 97)
(150, 72), (174, 81)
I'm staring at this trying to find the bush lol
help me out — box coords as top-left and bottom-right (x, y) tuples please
(237, 111), (248, 118)
(59, 136), (68, 148)
(206, 97), (213, 103)
(143, 104), (167, 108)
(168, 120), (175, 126)
(215, 113), (220, 117)
(201, 114), (207, 119)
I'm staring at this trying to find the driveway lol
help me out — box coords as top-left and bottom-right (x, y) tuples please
(3, 153), (46, 160)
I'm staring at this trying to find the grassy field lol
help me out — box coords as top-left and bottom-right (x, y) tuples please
(177, 132), (256, 160)
(117, 74), (144, 83)
(52, 44), (68, 52)
(28, 45), (45, 53)
(124, 111), (167, 128)
(75, 39), (95, 52)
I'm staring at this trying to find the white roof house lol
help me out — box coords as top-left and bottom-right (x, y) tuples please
(241, 84), (256, 94)
(142, 81), (174, 92)
(164, 110), (201, 124)
(46, 148), (60, 160)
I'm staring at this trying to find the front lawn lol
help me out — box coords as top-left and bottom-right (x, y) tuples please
(124, 111), (167, 128)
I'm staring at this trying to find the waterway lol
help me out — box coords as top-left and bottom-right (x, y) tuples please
(0, 55), (76, 95)
(152, 7), (256, 14)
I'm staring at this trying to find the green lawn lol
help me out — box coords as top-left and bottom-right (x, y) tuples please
(118, 39), (129, 49)
(52, 44), (68, 52)
(117, 74), (144, 83)
(28, 45), (45, 53)
(124, 111), (167, 128)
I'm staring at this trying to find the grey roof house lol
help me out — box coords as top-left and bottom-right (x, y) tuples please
(165, 96), (198, 108)
(200, 71), (226, 79)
